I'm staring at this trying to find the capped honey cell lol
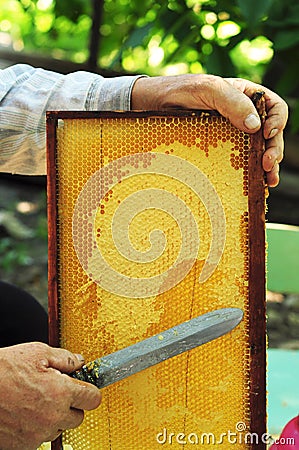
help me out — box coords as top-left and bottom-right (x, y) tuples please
(47, 111), (266, 450)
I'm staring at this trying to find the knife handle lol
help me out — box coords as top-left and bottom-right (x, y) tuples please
(71, 359), (103, 388)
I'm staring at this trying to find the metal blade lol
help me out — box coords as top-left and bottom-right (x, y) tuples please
(72, 307), (243, 388)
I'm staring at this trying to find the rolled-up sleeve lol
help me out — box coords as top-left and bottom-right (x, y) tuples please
(0, 64), (143, 175)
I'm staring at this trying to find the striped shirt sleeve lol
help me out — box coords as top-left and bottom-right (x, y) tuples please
(0, 64), (142, 175)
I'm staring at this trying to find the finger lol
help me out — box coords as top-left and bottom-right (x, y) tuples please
(43, 429), (63, 443)
(263, 132), (284, 172)
(59, 407), (85, 431)
(215, 80), (261, 133)
(67, 377), (102, 411)
(192, 76), (261, 133)
(203, 78), (262, 133)
(46, 347), (85, 374)
(44, 409), (84, 441)
(225, 78), (288, 136)
(261, 90), (288, 141)
(263, 103), (288, 140)
(147, 75), (262, 132)
(265, 161), (280, 187)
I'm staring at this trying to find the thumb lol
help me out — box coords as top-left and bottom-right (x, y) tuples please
(46, 346), (85, 374)
(212, 79), (261, 133)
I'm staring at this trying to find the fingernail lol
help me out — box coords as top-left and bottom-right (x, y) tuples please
(75, 354), (85, 363)
(269, 128), (278, 139)
(244, 114), (261, 130)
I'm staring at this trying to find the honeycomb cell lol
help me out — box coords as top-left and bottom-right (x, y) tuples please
(50, 112), (265, 450)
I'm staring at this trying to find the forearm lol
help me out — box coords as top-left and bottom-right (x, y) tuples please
(0, 64), (141, 175)
(0, 67), (287, 186)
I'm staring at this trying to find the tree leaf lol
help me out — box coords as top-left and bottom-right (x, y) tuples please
(109, 22), (153, 67)
(122, 23), (153, 49)
(205, 44), (236, 77)
(291, 100), (299, 134)
(237, 0), (273, 28)
(274, 29), (299, 50)
(266, 57), (299, 96)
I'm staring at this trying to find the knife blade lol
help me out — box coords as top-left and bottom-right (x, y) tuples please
(71, 307), (243, 388)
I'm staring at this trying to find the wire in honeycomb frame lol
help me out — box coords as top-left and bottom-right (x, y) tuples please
(46, 109), (266, 450)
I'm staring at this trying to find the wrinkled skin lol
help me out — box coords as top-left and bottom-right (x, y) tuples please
(132, 74), (288, 187)
(0, 73), (288, 450)
(0, 343), (101, 450)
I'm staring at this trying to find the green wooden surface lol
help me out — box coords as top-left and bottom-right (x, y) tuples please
(266, 223), (299, 437)
(267, 348), (299, 435)
(266, 223), (299, 294)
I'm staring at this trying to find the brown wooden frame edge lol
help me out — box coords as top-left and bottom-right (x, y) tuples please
(248, 126), (267, 449)
(46, 109), (267, 450)
(46, 112), (63, 450)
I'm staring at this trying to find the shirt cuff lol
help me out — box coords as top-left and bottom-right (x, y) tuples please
(86, 75), (148, 111)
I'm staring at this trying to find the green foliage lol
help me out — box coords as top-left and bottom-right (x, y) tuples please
(236, 0), (273, 30)
(0, 0), (298, 130)
(0, 237), (33, 273)
(0, 0), (91, 62)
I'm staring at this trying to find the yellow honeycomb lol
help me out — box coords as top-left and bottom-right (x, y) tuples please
(48, 112), (265, 449)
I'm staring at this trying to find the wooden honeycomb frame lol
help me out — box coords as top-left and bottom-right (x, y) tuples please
(47, 110), (266, 450)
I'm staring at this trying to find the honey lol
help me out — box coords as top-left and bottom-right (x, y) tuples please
(47, 111), (266, 449)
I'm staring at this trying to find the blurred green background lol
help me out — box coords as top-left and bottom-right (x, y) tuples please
(1, 0), (298, 171)
(1, 1), (299, 437)
(0, 0), (298, 129)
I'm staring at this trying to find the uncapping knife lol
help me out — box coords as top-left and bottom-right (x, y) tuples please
(71, 307), (243, 388)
